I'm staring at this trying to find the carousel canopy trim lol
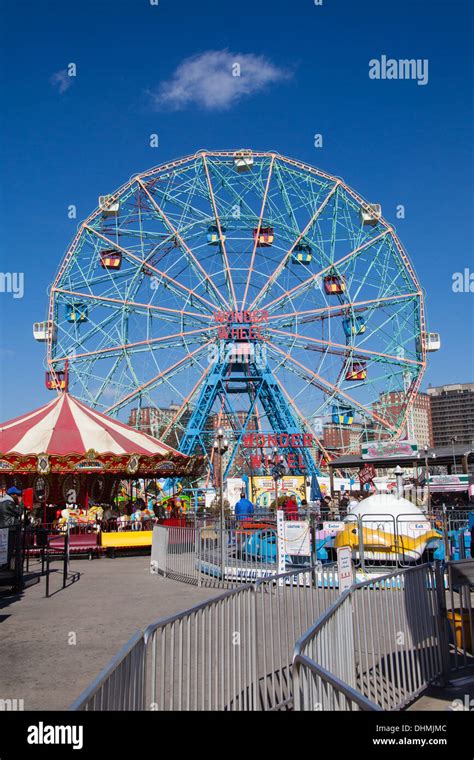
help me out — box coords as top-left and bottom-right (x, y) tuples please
(0, 393), (186, 458)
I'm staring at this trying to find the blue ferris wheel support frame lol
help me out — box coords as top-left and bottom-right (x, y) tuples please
(178, 356), (322, 482)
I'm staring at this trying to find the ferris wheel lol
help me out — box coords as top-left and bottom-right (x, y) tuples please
(35, 150), (434, 477)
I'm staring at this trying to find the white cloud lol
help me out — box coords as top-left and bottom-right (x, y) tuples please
(148, 50), (292, 111)
(50, 70), (73, 94)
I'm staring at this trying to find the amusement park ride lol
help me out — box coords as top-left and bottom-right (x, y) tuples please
(33, 150), (440, 481)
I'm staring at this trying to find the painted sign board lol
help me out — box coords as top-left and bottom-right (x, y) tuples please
(323, 521), (345, 533)
(428, 475), (469, 492)
(337, 546), (354, 593)
(359, 464), (376, 485)
(251, 476), (306, 508)
(361, 441), (418, 460)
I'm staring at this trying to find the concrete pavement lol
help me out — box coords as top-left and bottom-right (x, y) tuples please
(0, 555), (220, 710)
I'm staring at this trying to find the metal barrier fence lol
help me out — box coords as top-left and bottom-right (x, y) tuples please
(151, 525), (200, 584)
(70, 556), (474, 712)
(150, 510), (472, 588)
(69, 631), (146, 711)
(0, 524), (24, 593)
(294, 560), (474, 711)
(348, 513), (442, 570)
(70, 563), (339, 711)
(445, 559), (474, 673)
(151, 518), (316, 589)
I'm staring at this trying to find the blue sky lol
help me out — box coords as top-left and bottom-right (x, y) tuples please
(0, 0), (473, 420)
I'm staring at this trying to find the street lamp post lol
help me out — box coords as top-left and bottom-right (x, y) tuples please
(423, 445), (436, 511)
(271, 449), (286, 577)
(394, 465), (404, 500)
(271, 448), (285, 511)
(451, 436), (458, 474)
(213, 427), (229, 580)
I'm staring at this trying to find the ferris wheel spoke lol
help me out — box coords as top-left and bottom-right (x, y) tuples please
(104, 341), (212, 415)
(265, 292), (421, 326)
(139, 177), (210, 223)
(266, 327), (423, 367)
(53, 287), (211, 324)
(160, 364), (213, 441)
(136, 178), (230, 311)
(92, 354), (128, 407)
(52, 305), (122, 358)
(51, 326), (211, 363)
(261, 230), (390, 315)
(267, 341), (396, 431)
(354, 299), (419, 355)
(249, 181), (340, 311)
(241, 155), (276, 310)
(201, 154), (238, 309)
(84, 225), (216, 314)
(272, 373), (334, 464)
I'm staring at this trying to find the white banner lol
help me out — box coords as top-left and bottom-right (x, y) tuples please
(284, 520), (311, 556)
(0, 529), (8, 566)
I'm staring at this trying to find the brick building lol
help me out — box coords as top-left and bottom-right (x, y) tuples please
(128, 403), (190, 446)
(372, 391), (433, 448)
(322, 422), (364, 454)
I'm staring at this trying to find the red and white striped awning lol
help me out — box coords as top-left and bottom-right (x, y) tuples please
(0, 393), (184, 458)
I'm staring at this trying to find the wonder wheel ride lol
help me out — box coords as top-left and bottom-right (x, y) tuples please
(35, 150), (435, 478)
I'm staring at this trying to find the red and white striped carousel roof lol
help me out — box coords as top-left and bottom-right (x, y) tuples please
(0, 393), (185, 457)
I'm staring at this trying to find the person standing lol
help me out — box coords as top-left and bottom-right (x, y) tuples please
(348, 494), (359, 511)
(234, 492), (255, 520)
(0, 487), (23, 569)
(0, 487), (23, 527)
(321, 495), (332, 518)
(283, 494), (298, 521)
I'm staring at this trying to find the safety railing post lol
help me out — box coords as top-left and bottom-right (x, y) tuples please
(140, 635), (147, 710)
(442, 505), (449, 561)
(63, 525), (70, 589)
(293, 658), (302, 710)
(14, 526), (23, 593)
(434, 561), (451, 684)
(197, 527), (201, 587)
(357, 516), (365, 571)
(251, 583), (259, 710)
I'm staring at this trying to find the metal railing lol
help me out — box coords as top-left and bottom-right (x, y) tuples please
(69, 631), (146, 711)
(150, 509), (469, 587)
(151, 525), (199, 584)
(0, 524), (24, 593)
(70, 563), (339, 711)
(348, 513), (443, 570)
(293, 561), (471, 711)
(70, 555), (474, 712)
(445, 559), (474, 673)
(151, 517), (317, 589)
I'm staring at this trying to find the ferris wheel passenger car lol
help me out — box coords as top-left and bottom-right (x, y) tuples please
(324, 275), (346, 294)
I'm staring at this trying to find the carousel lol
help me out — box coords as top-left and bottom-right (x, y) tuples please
(0, 392), (204, 528)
